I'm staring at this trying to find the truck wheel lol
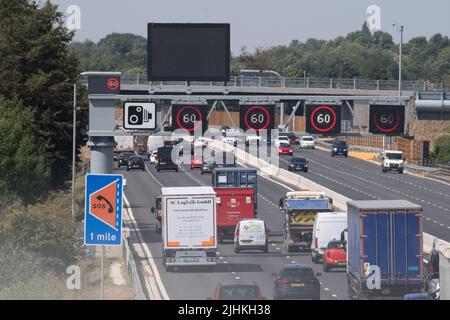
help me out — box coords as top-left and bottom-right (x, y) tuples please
(399, 169), (403, 174)
(234, 246), (240, 254)
(263, 244), (269, 253)
(323, 262), (329, 272)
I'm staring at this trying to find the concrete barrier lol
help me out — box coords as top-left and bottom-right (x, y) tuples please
(207, 138), (449, 255)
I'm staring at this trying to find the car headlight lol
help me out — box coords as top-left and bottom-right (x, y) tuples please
(304, 165), (308, 167)
(333, 147), (338, 151)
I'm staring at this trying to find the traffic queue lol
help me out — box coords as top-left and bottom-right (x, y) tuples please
(114, 131), (438, 300)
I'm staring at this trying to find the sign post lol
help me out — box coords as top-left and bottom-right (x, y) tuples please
(84, 174), (124, 299)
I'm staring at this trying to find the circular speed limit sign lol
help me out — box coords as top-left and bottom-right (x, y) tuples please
(242, 105), (273, 131)
(175, 105), (204, 132)
(369, 105), (405, 135)
(309, 105), (339, 133)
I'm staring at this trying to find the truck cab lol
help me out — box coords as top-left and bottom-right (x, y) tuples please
(280, 191), (334, 252)
(381, 150), (404, 174)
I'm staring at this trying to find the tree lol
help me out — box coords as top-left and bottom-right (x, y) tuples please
(0, 96), (50, 210)
(434, 135), (450, 165)
(238, 47), (272, 70)
(0, 0), (81, 189)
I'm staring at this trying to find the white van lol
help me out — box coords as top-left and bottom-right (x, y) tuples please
(311, 212), (347, 264)
(234, 219), (268, 253)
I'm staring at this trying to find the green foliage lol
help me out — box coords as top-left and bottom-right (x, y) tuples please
(0, 96), (50, 207)
(0, 0), (84, 189)
(0, 191), (80, 274)
(434, 135), (450, 165)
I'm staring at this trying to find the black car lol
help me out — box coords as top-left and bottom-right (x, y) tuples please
(331, 140), (348, 157)
(220, 125), (231, 137)
(127, 156), (145, 171)
(209, 283), (266, 300)
(118, 152), (134, 167)
(273, 264), (321, 300)
(280, 132), (299, 144)
(288, 157), (309, 172)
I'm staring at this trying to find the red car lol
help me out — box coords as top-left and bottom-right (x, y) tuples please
(277, 143), (293, 156)
(323, 240), (347, 272)
(191, 155), (203, 169)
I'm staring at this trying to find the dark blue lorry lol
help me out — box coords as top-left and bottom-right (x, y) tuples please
(347, 200), (424, 299)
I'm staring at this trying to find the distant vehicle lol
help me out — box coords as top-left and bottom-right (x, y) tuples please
(272, 264), (321, 300)
(194, 137), (208, 148)
(156, 146), (178, 172)
(113, 151), (121, 162)
(424, 249), (440, 290)
(347, 200), (424, 299)
(280, 191), (334, 252)
(191, 155), (204, 170)
(280, 132), (299, 144)
(220, 125), (231, 136)
(245, 135), (261, 146)
(323, 240), (347, 271)
(331, 140), (348, 157)
(274, 136), (290, 147)
(127, 156), (145, 171)
(381, 150), (404, 174)
(149, 150), (158, 164)
(208, 283), (266, 300)
(223, 136), (237, 146)
(277, 143), (293, 156)
(233, 219), (268, 253)
(311, 211), (347, 264)
(299, 136), (315, 149)
(212, 167), (258, 212)
(161, 187), (217, 271)
(288, 157), (309, 172)
(214, 151), (236, 168)
(118, 152), (134, 168)
(201, 161), (216, 174)
(215, 187), (255, 242)
(403, 292), (430, 300)
(150, 195), (162, 233)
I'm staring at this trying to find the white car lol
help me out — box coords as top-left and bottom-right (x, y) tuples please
(381, 150), (404, 174)
(274, 136), (290, 147)
(311, 212), (347, 264)
(245, 135), (262, 146)
(223, 137), (237, 146)
(193, 137), (208, 148)
(300, 136), (315, 149)
(149, 151), (158, 164)
(234, 219), (269, 253)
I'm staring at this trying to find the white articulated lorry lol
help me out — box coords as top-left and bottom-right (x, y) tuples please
(161, 186), (217, 271)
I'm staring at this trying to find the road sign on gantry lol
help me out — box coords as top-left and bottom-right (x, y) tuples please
(305, 104), (341, 135)
(239, 105), (275, 132)
(369, 105), (405, 135)
(85, 174), (123, 246)
(123, 102), (157, 130)
(171, 105), (208, 134)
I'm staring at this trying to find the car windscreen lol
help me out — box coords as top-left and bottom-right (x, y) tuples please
(291, 158), (306, 163)
(281, 268), (314, 279)
(327, 241), (346, 249)
(302, 137), (313, 141)
(386, 153), (403, 160)
(218, 286), (258, 300)
(279, 143), (291, 148)
(333, 141), (347, 146)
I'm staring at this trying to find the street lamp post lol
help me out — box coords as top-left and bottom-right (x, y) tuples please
(393, 23), (404, 96)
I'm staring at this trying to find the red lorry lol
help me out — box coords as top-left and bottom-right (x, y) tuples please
(214, 187), (255, 243)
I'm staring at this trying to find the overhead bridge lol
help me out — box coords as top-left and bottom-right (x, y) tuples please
(415, 91), (450, 120)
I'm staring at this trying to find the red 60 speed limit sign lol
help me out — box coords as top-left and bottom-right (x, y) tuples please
(239, 105), (275, 132)
(306, 105), (341, 134)
(171, 105), (208, 134)
(369, 105), (405, 135)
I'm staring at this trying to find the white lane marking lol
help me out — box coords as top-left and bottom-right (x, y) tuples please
(123, 195), (170, 300)
(324, 288), (330, 291)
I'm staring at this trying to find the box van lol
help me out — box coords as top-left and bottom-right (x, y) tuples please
(311, 212), (347, 264)
(234, 219), (268, 253)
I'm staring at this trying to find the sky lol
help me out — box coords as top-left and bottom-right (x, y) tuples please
(52, 0), (450, 54)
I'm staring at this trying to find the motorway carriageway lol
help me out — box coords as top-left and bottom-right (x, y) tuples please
(274, 146), (450, 243)
(118, 160), (347, 300)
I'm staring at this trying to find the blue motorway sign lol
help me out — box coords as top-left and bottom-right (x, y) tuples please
(84, 174), (123, 246)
